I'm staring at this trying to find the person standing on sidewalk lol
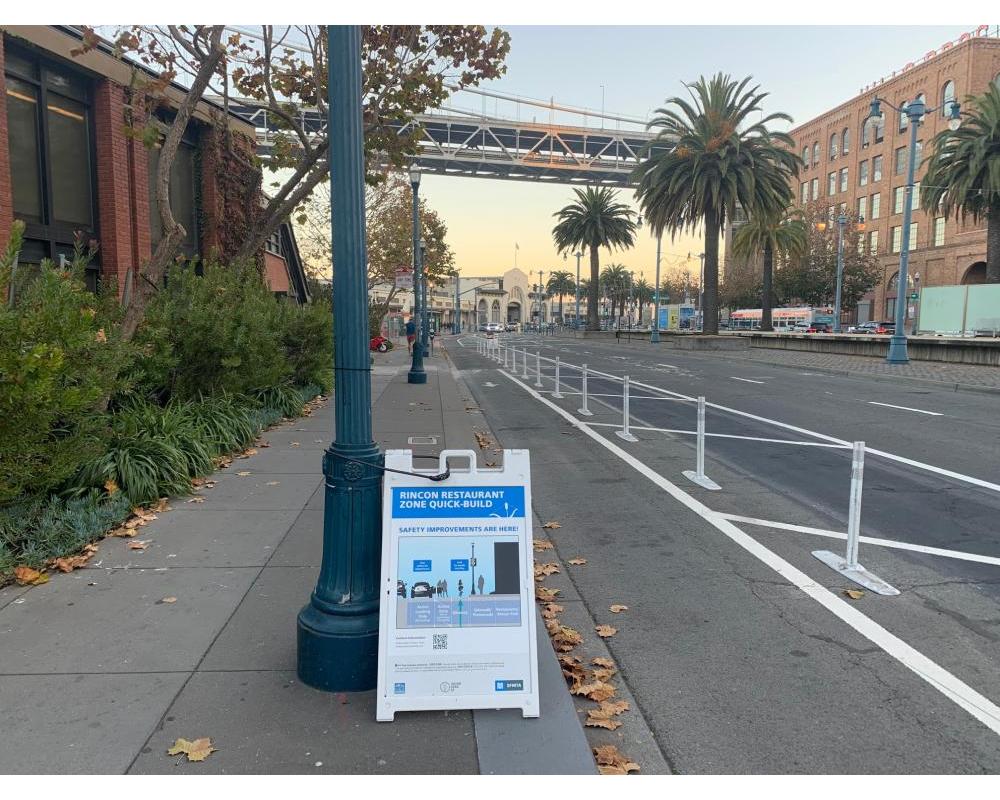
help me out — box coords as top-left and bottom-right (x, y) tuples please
(405, 318), (417, 355)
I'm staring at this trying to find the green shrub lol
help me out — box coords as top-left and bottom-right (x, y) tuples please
(0, 231), (133, 505)
(279, 297), (333, 392)
(0, 491), (132, 573)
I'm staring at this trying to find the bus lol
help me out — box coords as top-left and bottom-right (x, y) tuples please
(728, 307), (835, 331)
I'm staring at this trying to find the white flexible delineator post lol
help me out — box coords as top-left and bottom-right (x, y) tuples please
(503, 343), (509, 369)
(534, 351), (543, 388)
(683, 396), (720, 490)
(521, 347), (529, 380)
(511, 345), (517, 373)
(813, 441), (900, 596)
(615, 375), (638, 442)
(553, 357), (563, 398)
(578, 364), (593, 416)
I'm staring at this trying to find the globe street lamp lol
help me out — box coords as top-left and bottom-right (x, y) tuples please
(866, 94), (960, 363)
(297, 25), (383, 691)
(406, 163), (426, 384)
(817, 213), (865, 333)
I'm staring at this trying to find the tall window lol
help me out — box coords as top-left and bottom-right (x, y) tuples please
(872, 155), (883, 182)
(869, 229), (879, 255)
(894, 146), (907, 176)
(891, 225), (902, 253)
(839, 167), (848, 193)
(911, 181), (920, 211)
(811, 178), (819, 200)
(914, 140), (923, 167)
(842, 127), (850, 155)
(813, 142), (819, 165)
(942, 81), (956, 117)
(934, 216), (945, 246)
(147, 123), (200, 258)
(859, 160), (869, 186)
(893, 186), (906, 215)
(871, 192), (881, 219)
(899, 101), (909, 133)
(862, 118), (872, 148)
(830, 132), (839, 159)
(800, 181), (809, 204)
(4, 43), (97, 271)
(858, 196), (867, 220)
(874, 113), (885, 143)
(908, 222), (918, 251)
(802, 145), (810, 167)
(828, 171), (836, 196)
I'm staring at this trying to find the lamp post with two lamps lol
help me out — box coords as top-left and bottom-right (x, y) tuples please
(406, 163), (426, 384)
(864, 94), (961, 362)
(816, 213), (866, 333)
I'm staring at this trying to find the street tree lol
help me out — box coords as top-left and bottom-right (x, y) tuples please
(545, 270), (576, 322)
(633, 276), (653, 325)
(600, 264), (630, 322)
(922, 83), (1000, 283)
(74, 25), (510, 337)
(552, 187), (638, 331)
(634, 73), (799, 335)
(731, 210), (808, 330)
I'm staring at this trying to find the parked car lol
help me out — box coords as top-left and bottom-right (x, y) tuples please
(848, 321), (880, 334)
(410, 581), (434, 599)
(789, 322), (811, 332)
(504, 322), (518, 332)
(806, 322), (832, 333)
(485, 322), (503, 333)
(874, 321), (896, 334)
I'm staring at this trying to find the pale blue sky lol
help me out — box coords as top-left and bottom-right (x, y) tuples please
(420, 25), (974, 277)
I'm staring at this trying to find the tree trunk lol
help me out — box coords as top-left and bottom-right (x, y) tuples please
(559, 295), (564, 322)
(703, 207), (720, 335)
(760, 239), (774, 332)
(988, 205), (1000, 283)
(587, 245), (600, 330)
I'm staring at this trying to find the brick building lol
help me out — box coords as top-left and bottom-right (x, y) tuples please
(0, 25), (309, 302)
(727, 26), (1000, 324)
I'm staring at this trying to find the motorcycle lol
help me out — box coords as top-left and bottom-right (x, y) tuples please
(370, 335), (393, 353)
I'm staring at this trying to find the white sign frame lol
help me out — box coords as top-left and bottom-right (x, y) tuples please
(376, 449), (539, 722)
(394, 266), (414, 289)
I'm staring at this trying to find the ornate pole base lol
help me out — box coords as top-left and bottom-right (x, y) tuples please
(297, 443), (384, 692)
(408, 343), (427, 384)
(650, 329), (661, 343)
(885, 335), (910, 364)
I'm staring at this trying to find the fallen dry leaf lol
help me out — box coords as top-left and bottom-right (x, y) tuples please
(594, 700), (630, 717)
(265, 481), (280, 486)
(595, 625), (618, 638)
(843, 589), (864, 600)
(243, 448), (258, 457)
(160, 597), (177, 604)
(127, 540), (150, 551)
(151, 498), (170, 513)
(541, 602), (564, 620)
(592, 665), (618, 682)
(550, 624), (583, 653)
(533, 562), (560, 579)
(94, 328), (107, 343)
(541, 521), (561, 529)
(50, 543), (98, 573)
(13, 566), (49, 586)
(558, 654), (589, 689)
(290, 442), (300, 448)
(104, 479), (119, 496)
(585, 716), (622, 731)
(236, 471), (252, 477)
(473, 431), (493, 450)
(186, 496), (206, 504)
(572, 680), (616, 703)
(592, 657), (615, 669)
(609, 604), (629, 614)
(532, 539), (554, 552)
(535, 587), (560, 602)
(567, 557), (587, 566)
(594, 745), (640, 775)
(167, 737), (216, 762)
(260, 441), (271, 448)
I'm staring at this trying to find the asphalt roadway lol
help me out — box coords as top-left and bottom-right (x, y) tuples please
(445, 332), (1000, 774)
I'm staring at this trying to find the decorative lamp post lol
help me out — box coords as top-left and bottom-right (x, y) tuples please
(420, 238), (429, 352)
(865, 95), (960, 363)
(453, 270), (461, 335)
(651, 230), (662, 343)
(297, 25), (383, 691)
(406, 164), (426, 384)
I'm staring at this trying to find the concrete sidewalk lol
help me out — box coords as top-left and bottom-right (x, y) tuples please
(0, 346), (593, 775)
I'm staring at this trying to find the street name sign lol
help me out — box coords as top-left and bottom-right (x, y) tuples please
(376, 449), (539, 722)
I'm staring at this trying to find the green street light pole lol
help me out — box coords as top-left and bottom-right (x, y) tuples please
(867, 95), (961, 363)
(297, 25), (383, 692)
(407, 164), (427, 384)
(834, 212), (847, 333)
(574, 251), (582, 330)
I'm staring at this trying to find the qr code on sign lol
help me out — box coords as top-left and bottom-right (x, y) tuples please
(433, 634), (448, 650)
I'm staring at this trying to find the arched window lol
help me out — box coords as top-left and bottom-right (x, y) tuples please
(812, 142), (819, 165)
(829, 132), (838, 159)
(899, 101), (908, 132)
(941, 80), (956, 116)
(842, 127), (850, 155)
(862, 117), (872, 147)
(802, 145), (810, 166)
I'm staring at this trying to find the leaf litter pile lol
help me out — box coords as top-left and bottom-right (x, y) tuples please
(534, 519), (639, 774)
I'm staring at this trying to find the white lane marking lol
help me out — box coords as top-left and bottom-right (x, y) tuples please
(583, 422), (848, 448)
(658, 364), (679, 369)
(868, 401), (944, 416)
(497, 367), (1000, 738)
(526, 349), (1000, 493)
(731, 377), (765, 384)
(719, 514), (1000, 568)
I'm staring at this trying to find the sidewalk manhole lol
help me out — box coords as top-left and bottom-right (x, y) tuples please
(407, 436), (438, 445)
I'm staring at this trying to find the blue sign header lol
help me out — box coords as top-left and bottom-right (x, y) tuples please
(412, 559), (432, 572)
(450, 559), (469, 571)
(392, 486), (525, 519)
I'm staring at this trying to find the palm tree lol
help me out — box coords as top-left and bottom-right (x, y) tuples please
(731, 211), (808, 330)
(633, 277), (653, 326)
(600, 264), (629, 322)
(546, 270), (576, 323)
(634, 73), (800, 335)
(923, 84), (1000, 283)
(552, 187), (638, 330)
